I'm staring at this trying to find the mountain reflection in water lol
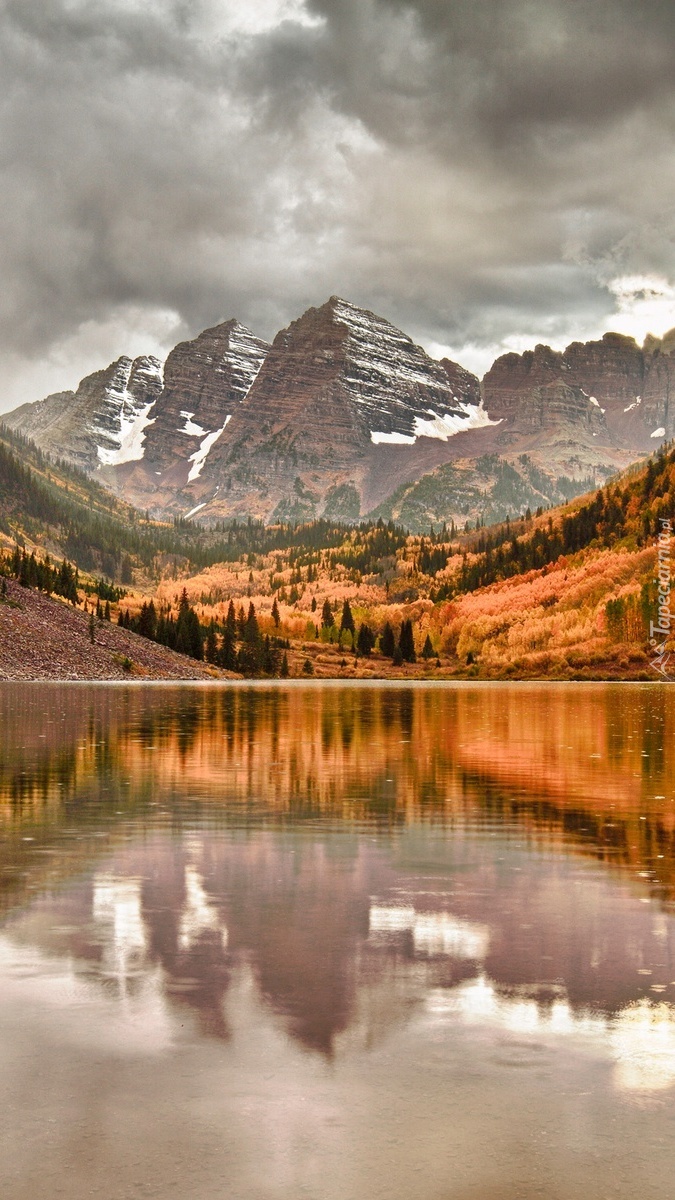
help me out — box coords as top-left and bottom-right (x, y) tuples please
(1, 682), (675, 1200)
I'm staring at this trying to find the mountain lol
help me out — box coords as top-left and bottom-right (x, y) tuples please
(103, 320), (270, 511)
(6, 356), (164, 474)
(6, 297), (674, 531)
(169, 296), (497, 524)
(483, 330), (675, 450)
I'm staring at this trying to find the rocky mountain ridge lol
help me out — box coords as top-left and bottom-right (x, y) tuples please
(4, 297), (674, 532)
(484, 331), (675, 449)
(6, 355), (164, 474)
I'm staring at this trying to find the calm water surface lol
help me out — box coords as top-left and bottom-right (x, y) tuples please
(1, 682), (675, 1199)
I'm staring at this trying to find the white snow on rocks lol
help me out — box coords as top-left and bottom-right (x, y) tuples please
(97, 400), (156, 466)
(370, 430), (416, 445)
(184, 502), (207, 519)
(95, 355), (164, 466)
(371, 402), (499, 445)
(225, 323), (269, 394)
(624, 397), (642, 412)
(179, 411), (207, 437)
(588, 396), (606, 413)
(326, 298), (495, 445)
(651, 427), (666, 438)
(412, 402), (500, 441)
(187, 417), (231, 482)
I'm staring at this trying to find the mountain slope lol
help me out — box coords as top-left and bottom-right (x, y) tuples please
(5, 356), (164, 474)
(104, 319), (270, 512)
(0, 577), (218, 680)
(163, 442), (674, 680)
(484, 330), (675, 450)
(168, 296), (496, 524)
(6, 298), (675, 531)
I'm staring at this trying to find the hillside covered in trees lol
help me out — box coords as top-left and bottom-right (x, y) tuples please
(0, 423), (673, 679)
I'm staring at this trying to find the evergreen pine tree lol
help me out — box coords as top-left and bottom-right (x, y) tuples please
(356, 623), (375, 656)
(224, 600), (236, 643)
(321, 598), (334, 628)
(237, 605), (247, 637)
(379, 621), (395, 657)
(218, 627), (237, 671)
(271, 597), (280, 627)
(398, 620), (416, 662)
(340, 599), (355, 634)
(262, 634), (281, 676)
(237, 602), (263, 675)
(205, 620), (218, 663)
(421, 634), (434, 659)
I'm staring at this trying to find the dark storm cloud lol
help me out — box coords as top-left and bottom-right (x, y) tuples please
(1, 0), (675, 408)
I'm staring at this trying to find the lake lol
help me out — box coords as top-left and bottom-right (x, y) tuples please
(1, 681), (674, 1199)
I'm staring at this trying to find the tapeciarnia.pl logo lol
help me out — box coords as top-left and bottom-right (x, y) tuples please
(650, 518), (673, 680)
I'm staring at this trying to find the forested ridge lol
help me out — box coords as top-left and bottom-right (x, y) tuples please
(1, 424), (673, 679)
(0, 424), (409, 580)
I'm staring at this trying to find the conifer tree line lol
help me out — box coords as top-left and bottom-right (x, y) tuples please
(318, 597), (422, 662)
(1, 544), (81, 603)
(0, 542), (290, 676)
(119, 590), (289, 676)
(1, 424), (410, 581)
(0, 543), (127, 611)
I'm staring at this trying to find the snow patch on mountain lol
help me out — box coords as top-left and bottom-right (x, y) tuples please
(651, 427), (666, 438)
(97, 400), (156, 466)
(179, 412), (207, 437)
(371, 401), (499, 446)
(184, 502), (207, 519)
(370, 430), (416, 445)
(93, 355), (164, 467)
(187, 417), (232, 482)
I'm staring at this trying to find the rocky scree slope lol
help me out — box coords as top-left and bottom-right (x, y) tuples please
(0, 578), (221, 681)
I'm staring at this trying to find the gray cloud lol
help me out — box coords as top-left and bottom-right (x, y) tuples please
(1, 0), (675, 409)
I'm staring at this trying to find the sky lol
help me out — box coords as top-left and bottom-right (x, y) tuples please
(2, 0), (675, 412)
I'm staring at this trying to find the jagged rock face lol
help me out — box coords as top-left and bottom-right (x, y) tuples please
(94, 356), (164, 467)
(179, 297), (494, 521)
(483, 330), (675, 450)
(641, 337), (675, 442)
(495, 380), (607, 441)
(4, 299), (668, 530)
(136, 321), (270, 480)
(3, 356), (163, 473)
(440, 358), (481, 407)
